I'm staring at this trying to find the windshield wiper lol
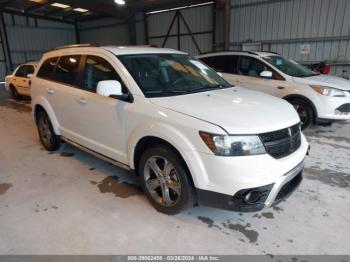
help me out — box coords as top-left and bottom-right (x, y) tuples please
(145, 90), (189, 97)
(189, 84), (232, 93)
(294, 73), (319, 78)
(146, 90), (189, 94)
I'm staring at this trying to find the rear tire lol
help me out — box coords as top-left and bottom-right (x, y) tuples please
(36, 110), (60, 151)
(138, 145), (195, 215)
(290, 98), (314, 130)
(10, 85), (21, 101)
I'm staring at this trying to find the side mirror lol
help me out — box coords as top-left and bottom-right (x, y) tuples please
(27, 74), (33, 78)
(260, 71), (273, 79)
(97, 80), (123, 97)
(96, 80), (133, 102)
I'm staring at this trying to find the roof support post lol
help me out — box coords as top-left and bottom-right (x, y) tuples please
(128, 13), (137, 45)
(74, 20), (80, 44)
(0, 11), (12, 73)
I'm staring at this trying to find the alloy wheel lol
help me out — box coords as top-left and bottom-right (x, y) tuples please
(38, 114), (54, 148)
(293, 104), (308, 126)
(143, 156), (181, 207)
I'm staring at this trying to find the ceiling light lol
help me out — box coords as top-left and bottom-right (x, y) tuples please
(114, 0), (125, 5)
(73, 8), (89, 13)
(29, 0), (48, 3)
(51, 2), (70, 8)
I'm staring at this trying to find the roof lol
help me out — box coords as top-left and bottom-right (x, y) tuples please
(18, 61), (39, 66)
(198, 51), (280, 58)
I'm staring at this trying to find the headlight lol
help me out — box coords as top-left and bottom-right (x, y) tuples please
(311, 86), (345, 97)
(199, 132), (266, 156)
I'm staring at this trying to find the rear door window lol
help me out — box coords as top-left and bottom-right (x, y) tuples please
(200, 55), (237, 73)
(27, 65), (35, 75)
(37, 57), (59, 80)
(53, 55), (82, 86)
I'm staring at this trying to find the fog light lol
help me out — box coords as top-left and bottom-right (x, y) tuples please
(245, 191), (262, 204)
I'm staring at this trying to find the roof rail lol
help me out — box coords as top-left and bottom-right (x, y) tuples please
(198, 50), (281, 56)
(266, 51), (280, 55)
(52, 43), (98, 51)
(199, 50), (251, 55)
(248, 50), (281, 56)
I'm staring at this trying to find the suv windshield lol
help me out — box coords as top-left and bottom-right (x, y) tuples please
(263, 56), (318, 78)
(118, 53), (231, 97)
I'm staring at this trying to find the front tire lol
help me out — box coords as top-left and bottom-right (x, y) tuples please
(138, 145), (195, 215)
(37, 110), (60, 151)
(290, 99), (314, 130)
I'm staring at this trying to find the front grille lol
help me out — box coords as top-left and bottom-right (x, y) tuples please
(336, 103), (350, 113)
(259, 123), (301, 159)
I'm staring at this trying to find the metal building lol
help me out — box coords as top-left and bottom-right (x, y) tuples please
(0, 0), (349, 77)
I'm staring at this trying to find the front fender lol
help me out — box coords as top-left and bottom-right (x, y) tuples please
(127, 122), (209, 188)
(32, 96), (60, 135)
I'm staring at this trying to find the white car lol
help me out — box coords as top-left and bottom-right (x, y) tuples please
(31, 45), (308, 214)
(198, 52), (350, 129)
(5, 62), (37, 100)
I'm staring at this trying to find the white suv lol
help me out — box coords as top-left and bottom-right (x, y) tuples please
(31, 45), (308, 214)
(198, 52), (350, 129)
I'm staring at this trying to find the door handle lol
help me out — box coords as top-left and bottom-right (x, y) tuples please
(76, 97), (87, 105)
(47, 88), (54, 94)
(277, 86), (285, 90)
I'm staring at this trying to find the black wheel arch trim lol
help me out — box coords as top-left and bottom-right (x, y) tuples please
(133, 136), (196, 189)
(282, 94), (318, 120)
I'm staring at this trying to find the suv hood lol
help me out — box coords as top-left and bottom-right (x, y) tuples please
(150, 87), (300, 134)
(293, 74), (350, 91)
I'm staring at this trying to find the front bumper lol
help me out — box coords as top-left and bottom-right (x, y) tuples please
(315, 94), (350, 121)
(196, 161), (304, 212)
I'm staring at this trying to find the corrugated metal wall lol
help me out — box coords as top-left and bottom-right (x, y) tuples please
(147, 4), (215, 56)
(135, 13), (146, 45)
(0, 33), (6, 79)
(0, 13), (76, 80)
(230, 0), (350, 75)
(78, 17), (130, 46)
